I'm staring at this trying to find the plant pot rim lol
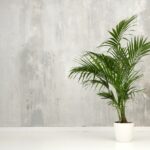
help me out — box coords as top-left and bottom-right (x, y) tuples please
(114, 122), (134, 124)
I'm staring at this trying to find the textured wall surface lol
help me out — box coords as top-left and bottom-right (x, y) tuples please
(0, 0), (150, 126)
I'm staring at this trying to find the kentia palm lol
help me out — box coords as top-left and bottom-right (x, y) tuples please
(69, 16), (150, 134)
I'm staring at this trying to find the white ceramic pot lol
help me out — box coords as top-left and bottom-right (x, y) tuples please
(114, 122), (134, 142)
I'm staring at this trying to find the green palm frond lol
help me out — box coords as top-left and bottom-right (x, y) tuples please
(97, 91), (117, 106)
(99, 15), (137, 48)
(69, 51), (119, 89)
(127, 36), (150, 64)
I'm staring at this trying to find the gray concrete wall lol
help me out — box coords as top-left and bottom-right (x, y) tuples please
(0, 0), (150, 126)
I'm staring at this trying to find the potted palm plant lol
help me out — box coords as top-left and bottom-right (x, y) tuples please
(69, 16), (150, 142)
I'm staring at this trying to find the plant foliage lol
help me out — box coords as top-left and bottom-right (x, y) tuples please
(69, 16), (150, 123)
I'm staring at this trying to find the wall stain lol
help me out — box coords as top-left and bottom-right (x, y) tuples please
(31, 109), (44, 126)
(19, 0), (46, 126)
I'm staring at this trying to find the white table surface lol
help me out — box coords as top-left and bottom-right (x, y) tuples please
(0, 127), (149, 150)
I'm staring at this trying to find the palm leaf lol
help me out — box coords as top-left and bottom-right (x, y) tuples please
(99, 15), (137, 49)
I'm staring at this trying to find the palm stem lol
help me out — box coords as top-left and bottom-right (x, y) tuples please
(120, 107), (127, 123)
